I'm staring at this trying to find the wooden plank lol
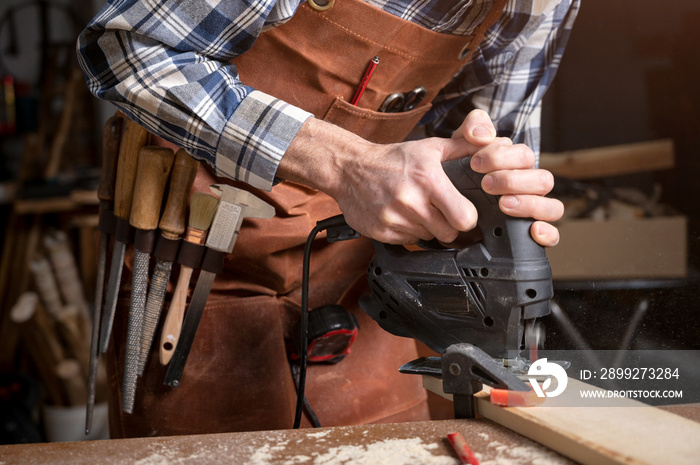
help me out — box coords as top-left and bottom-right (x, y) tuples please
(423, 376), (700, 465)
(13, 197), (84, 215)
(540, 139), (674, 179)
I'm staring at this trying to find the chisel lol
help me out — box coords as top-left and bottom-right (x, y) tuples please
(86, 116), (122, 434)
(159, 191), (218, 366)
(99, 120), (149, 353)
(163, 185), (275, 387)
(122, 146), (175, 414)
(137, 149), (199, 376)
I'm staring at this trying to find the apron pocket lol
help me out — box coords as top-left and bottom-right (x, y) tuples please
(323, 97), (432, 144)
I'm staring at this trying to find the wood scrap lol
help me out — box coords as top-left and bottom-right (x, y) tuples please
(43, 229), (90, 327)
(28, 256), (63, 319)
(55, 305), (90, 375)
(10, 292), (68, 406)
(44, 69), (83, 180)
(55, 359), (87, 407)
(540, 139), (674, 179)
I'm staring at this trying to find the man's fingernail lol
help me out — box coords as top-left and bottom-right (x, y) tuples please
(501, 195), (519, 209)
(482, 174), (495, 190)
(471, 155), (482, 170)
(534, 222), (543, 236)
(472, 125), (494, 139)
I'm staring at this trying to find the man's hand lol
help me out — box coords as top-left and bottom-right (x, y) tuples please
(278, 110), (563, 247)
(453, 110), (563, 247)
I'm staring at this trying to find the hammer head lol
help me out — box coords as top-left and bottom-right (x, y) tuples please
(210, 184), (275, 219)
(205, 184), (275, 253)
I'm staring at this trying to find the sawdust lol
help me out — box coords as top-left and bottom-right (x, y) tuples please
(252, 437), (458, 465)
(249, 440), (291, 465)
(476, 439), (567, 465)
(133, 449), (209, 465)
(133, 442), (221, 465)
(131, 440), (233, 465)
(306, 430), (332, 439)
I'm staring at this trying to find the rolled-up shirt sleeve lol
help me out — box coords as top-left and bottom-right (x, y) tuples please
(76, 0), (311, 191)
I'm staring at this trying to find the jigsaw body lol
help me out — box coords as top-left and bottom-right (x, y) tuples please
(359, 157), (555, 416)
(362, 157), (553, 359)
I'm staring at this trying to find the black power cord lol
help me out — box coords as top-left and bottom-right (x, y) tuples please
(293, 214), (360, 429)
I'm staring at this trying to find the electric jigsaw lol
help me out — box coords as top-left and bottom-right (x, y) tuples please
(359, 156), (554, 417)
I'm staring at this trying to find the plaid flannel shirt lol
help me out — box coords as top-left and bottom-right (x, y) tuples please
(77, 0), (579, 190)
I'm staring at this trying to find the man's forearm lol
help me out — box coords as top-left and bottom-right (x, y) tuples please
(277, 117), (376, 198)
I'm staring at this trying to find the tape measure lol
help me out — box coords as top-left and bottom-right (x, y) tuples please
(291, 305), (359, 364)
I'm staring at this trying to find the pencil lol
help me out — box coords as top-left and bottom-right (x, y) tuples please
(350, 56), (379, 106)
(447, 432), (481, 465)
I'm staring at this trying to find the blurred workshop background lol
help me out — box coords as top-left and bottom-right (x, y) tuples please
(0, 0), (698, 445)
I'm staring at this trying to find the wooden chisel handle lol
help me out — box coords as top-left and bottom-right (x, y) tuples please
(159, 149), (199, 239)
(98, 116), (123, 205)
(129, 146), (175, 230)
(159, 265), (193, 365)
(114, 120), (149, 220)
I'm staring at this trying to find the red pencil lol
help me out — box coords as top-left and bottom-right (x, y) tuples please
(447, 432), (481, 465)
(350, 56), (379, 106)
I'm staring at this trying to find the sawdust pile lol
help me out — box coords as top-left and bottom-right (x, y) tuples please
(130, 440), (236, 465)
(249, 437), (459, 465)
(476, 437), (568, 465)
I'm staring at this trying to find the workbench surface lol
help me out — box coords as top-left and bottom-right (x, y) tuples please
(0, 418), (575, 465)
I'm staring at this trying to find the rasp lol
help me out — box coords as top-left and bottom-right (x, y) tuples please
(163, 185), (275, 387)
(158, 191), (218, 366)
(99, 120), (149, 353)
(122, 146), (174, 414)
(138, 149), (199, 376)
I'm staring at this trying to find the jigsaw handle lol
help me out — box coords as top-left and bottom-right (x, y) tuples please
(442, 157), (543, 261)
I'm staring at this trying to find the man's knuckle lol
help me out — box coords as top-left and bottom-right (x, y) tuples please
(515, 144), (534, 163)
(458, 210), (478, 231)
(503, 171), (518, 190)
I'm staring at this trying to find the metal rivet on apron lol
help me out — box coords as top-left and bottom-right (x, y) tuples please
(308, 0), (335, 11)
(458, 41), (472, 60)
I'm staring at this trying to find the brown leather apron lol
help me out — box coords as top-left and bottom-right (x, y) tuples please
(108, 0), (506, 437)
